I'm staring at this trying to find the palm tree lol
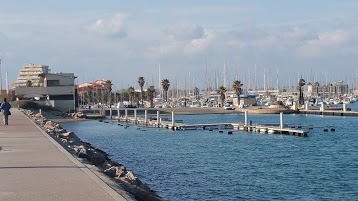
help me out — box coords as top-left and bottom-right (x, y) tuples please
(314, 82), (319, 97)
(232, 80), (243, 105)
(26, 80), (32, 87)
(138, 77), (145, 107)
(128, 87), (135, 104)
(120, 89), (130, 102)
(133, 91), (140, 107)
(84, 85), (94, 104)
(217, 86), (227, 107)
(105, 80), (113, 106)
(161, 79), (170, 102)
(146, 86), (156, 108)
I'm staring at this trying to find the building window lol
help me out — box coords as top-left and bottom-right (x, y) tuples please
(47, 80), (60, 87)
(48, 95), (73, 100)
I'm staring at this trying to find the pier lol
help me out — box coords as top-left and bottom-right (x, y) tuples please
(117, 110), (309, 137)
(0, 109), (126, 201)
(300, 110), (358, 117)
(300, 103), (358, 116)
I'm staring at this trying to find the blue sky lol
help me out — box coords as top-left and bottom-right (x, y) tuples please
(1, 0), (358, 90)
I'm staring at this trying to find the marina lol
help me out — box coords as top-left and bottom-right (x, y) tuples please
(61, 111), (358, 201)
(4, 1), (358, 200)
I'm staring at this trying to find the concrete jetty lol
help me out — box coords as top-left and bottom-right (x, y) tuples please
(0, 109), (126, 201)
(300, 109), (358, 117)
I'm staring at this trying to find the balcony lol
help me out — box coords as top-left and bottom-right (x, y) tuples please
(15, 86), (74, 96)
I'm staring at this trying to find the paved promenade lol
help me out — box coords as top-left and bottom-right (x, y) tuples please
(0, 109), (126, 201)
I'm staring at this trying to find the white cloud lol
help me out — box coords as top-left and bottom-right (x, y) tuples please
(283, 27), (318, 41)
(144, 26), (215, 59)
(174, 5), (255, 15)
(143, 24), (216, 59)
(254, 35), (281, 49)
(165, 24), (205, 41)
(316, 30), (350, 46)
(0, 32), (8, 44)
(296, 29), (355, 58)
(144, 9), (161, 14)
(86, 13), (127, 38)
(183, 30), (215, 54)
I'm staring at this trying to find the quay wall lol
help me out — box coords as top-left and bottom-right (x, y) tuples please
(300, 110), (358, 117)
(79, 107), (358, 117)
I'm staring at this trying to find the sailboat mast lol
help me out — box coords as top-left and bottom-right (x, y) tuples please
(325, 72), (328, 86)
(254, 64), (257, 92)
(263, 68), (266, 91)
(288, 75), (291, 93)
(158, 64), (161, 99)
(216, 71), (218, 90)
(276, 68), (279, 91)
(355, 69), (358, 94)
(205, 59), (209, 98)
(189, 72), (191, 98)
(223, 63), (227, 89)
(193, 77), (195, 99)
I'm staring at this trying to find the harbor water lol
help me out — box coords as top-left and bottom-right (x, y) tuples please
(62, 104), (358, 201)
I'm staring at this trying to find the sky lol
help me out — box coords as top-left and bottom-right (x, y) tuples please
(1, 0), (358, 90)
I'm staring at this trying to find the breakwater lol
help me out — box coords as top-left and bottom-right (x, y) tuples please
(21, 109), (162, 201)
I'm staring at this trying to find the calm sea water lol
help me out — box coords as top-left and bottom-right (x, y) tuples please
(62, 103), (358, 201)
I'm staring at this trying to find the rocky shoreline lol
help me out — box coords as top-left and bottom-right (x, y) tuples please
(21, 109), (162, 201)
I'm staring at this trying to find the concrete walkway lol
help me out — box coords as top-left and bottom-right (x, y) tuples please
(0, 109), (127, 201)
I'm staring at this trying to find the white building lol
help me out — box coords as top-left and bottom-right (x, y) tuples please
(12, 64), (50, 87)
(14, 64), (77, 112)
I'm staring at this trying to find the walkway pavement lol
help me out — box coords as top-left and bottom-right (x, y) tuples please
(0, 109), (127, 201)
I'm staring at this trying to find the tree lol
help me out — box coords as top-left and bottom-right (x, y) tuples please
(133, 91), (140, 107)
(298, 79), (306, 105)
(161, 79), (170, 102)
(128, 87), (135, 104)
(84, 85), (94, 104)
(146, 86), (156, 108)
(232, 80), (243, 104)
(217, 86), (227, 107)
(138, 77), (145, 107)
(105, 80), (113, 106)
(314, 82), (319, 97)
(26, 80), (32, 87)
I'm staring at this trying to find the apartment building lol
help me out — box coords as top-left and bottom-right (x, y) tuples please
(14, 64), (77, 112)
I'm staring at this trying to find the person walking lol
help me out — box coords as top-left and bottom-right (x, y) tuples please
(0, 98), (11, 125)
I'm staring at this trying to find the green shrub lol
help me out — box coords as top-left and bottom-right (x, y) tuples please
(11, 101), (59, 111)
